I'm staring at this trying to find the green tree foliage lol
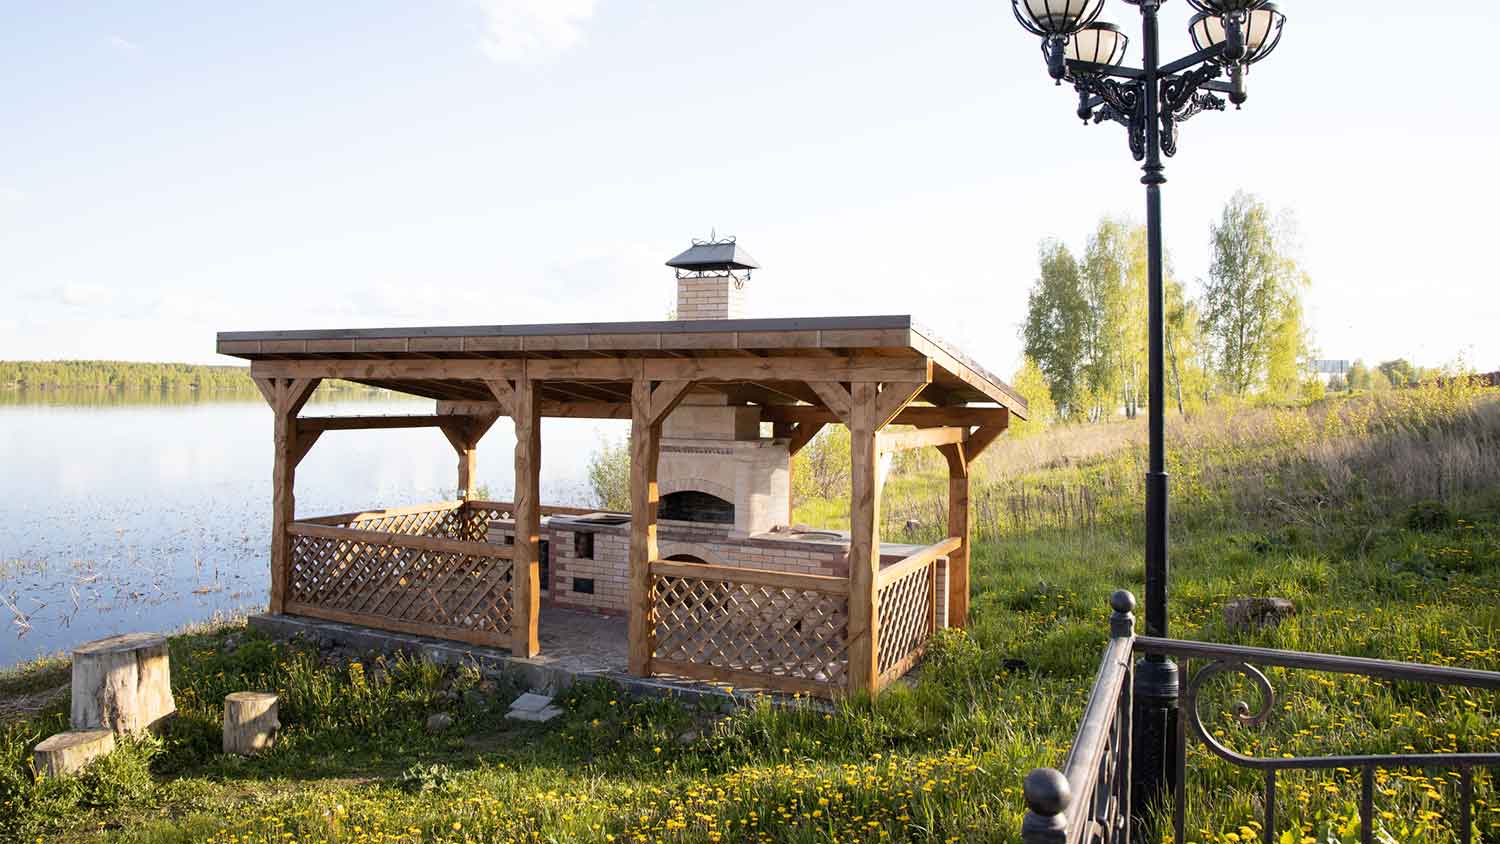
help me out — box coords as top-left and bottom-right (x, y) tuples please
(1346, 359), (1372, 391)
(586, 434), (632, 511)
(0, 360), (259, 392)
(1007, 357), (1056, 438)
(1021, 241), (1088, 418)
(1080, 218), (1147, 420)
(792, 425), (852, 504)
(1164, 278), (1212, 413)
(1378, 358), (1418, 388)
(0, 360), (388, 396)
(1201, 192), (1311, 397)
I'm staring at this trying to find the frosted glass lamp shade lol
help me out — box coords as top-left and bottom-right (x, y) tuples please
(1065, 23), (1128, 66)
(1186, 0), (1269, 12)
(1012, 0), (1106, 37)
(1189, 4), (1285, 65)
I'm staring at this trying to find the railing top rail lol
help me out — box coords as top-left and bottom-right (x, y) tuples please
(463, 500), (601, 517)
(298, 500), (464, 525)
(1136, 635), (1500, 691)
(288, 521), (513, 558)
(1023, 591), (1138, 844)
(878, 536), (961, 587)
(649, 559), (850, 595)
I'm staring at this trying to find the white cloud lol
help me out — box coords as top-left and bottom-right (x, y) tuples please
(107, 34), (140, 52)
(476, 0), (596, 65)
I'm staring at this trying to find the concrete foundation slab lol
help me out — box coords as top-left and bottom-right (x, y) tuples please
(247, 609), (762, 705)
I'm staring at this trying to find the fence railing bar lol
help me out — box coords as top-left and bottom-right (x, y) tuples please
(1022, 592), (1137, 844)
(1061, 635), (1134, 841)
(1263, 768), (1275, 844)
(1136, 636), (1500, 690)
(1360, 765), (1374, 844)
(1460, 765), (1473, 844)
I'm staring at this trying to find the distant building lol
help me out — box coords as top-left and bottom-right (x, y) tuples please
(1307, 359), (1350, 384)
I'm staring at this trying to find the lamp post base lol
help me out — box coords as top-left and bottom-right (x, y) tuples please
(1131, 655), (1179, 827)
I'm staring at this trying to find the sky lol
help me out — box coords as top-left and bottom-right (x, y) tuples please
(3, 1), (1498, 376)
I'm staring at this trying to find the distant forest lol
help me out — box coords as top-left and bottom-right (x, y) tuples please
(0, 360), (385, 395)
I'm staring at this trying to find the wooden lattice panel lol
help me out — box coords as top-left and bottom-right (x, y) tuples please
(285, 524), (513, 648)
(336, 504), (467, 539)
(457, 502), (510, 542)
(876, 560), (936, 680)
(651, 571), (849, 691)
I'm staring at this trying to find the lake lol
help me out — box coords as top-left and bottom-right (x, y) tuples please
(0, 390), (624, 668)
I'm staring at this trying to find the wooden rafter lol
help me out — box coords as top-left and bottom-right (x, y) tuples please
(807, 381), (853, 423)
(877, 426), (967, 453)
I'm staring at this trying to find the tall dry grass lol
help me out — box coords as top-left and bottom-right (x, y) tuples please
(865, 383), (1500, 542)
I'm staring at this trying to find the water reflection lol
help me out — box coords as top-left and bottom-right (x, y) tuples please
(0, 389), (623, 667)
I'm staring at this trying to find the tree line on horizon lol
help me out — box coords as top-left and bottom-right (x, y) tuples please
(0, 360), (388, 395)
(1007, 191), (1457, 435)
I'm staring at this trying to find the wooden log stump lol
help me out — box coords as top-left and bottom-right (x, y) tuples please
(33, 729), (115, 777)
(71, 633), (177, 734)
(222, 692), (280, 755)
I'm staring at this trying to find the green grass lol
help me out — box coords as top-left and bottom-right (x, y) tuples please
(2, 388), (1499, 843)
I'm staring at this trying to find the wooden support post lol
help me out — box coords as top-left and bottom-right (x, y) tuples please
(511, 371), (541, 658)
(627, 378), (661, 677)
(938, 442), (971, 629)
(440, 413), (499, 501)
(838, 379), (926, 696)
(847, 382), (883, 696)
(627, 375), (694, 676)
(254, 377), (321, 615)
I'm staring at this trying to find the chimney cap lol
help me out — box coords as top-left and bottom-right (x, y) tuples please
(666, 235), (760, 272)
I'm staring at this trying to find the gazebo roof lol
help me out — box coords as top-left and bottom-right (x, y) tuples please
(217, 314), (1028, 419)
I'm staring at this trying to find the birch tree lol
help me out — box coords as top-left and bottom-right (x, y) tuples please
(1201, 192), (1309, 396)
(1022, 240), (1089, 418)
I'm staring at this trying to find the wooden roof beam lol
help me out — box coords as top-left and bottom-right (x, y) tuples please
(762, 404), (1009, 429)
(249, 355), (930, 384)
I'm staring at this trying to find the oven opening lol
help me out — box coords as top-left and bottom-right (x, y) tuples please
(659, 490), (734, 525)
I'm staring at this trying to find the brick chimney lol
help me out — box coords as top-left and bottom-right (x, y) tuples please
(665, 234), (759, 321)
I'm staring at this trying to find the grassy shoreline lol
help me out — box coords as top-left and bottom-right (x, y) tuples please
(3, 386), (1498, 843)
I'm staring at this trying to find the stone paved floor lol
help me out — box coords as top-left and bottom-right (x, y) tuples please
(529, 607), (628, 675)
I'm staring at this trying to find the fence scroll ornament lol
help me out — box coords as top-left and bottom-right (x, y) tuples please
(1022, 592), (1500, 844)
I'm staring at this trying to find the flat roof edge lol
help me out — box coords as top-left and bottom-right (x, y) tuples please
(216, 315), (914, 343)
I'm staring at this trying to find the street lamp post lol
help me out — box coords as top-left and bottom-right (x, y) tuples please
(1008, 0), (1286, 811)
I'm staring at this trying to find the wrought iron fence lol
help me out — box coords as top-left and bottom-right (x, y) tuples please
(1022, 592), (1500, 844)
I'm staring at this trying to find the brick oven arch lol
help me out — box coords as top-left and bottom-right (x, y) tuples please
(657, 541), (721, 565)
(658, 477), (735, 505)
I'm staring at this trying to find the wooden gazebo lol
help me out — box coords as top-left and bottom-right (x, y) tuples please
(219, 315), (1026, 697)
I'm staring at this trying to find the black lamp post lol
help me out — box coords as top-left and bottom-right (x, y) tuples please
(1009, 0), (1286, 810)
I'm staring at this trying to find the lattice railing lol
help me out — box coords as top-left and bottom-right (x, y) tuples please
(874, 537), (955, 688)
(649, 560), (850, 696)
(284, 521), (514, 648)
(303, 501), (470, 538)
(876, 560), (936, 682)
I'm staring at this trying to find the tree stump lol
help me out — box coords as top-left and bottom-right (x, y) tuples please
(222, 692), (280, 755)
(33, 729), (115, 777)
(71, 633), (177, 734)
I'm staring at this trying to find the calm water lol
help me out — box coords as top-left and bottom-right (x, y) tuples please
(0, 390), (620, 668)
